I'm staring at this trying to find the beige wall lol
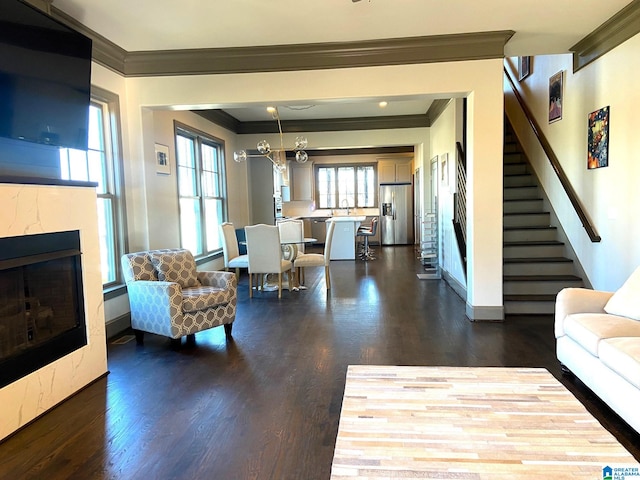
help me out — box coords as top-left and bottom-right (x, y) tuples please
(505, 32), (640, 291)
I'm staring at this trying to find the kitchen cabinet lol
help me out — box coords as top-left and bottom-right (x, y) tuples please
(290, 162), (313, 201)
(378, 159), (412, 184)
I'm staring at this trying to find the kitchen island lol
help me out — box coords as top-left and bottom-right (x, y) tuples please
(326, 216), (366, 260)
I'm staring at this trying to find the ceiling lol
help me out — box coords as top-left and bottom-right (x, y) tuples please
(51, 0), (633, 123)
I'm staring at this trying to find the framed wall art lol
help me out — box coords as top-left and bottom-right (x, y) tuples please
(587, 106), (609, 170)
(155, 143), (171, 175)
(518, 56), (531, 81)
(440, 153), (448, 186)
(548, 71), (563, 123)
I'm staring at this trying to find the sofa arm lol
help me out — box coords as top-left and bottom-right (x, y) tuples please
(126, 281), (183, 337)
(554, 287), (614, 338)
(197, 270), (237, 291)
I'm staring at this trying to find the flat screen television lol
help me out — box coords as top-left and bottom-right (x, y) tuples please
(0, 0), (92, 153)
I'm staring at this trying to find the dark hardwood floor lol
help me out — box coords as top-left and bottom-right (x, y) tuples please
(1, 245), (638, 479)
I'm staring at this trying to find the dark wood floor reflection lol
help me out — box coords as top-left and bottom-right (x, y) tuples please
(1, 246), (638, 479)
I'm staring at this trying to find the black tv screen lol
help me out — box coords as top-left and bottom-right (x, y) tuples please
(0, 0), (92, 151)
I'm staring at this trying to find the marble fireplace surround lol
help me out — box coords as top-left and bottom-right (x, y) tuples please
(0, 180), (108, 440)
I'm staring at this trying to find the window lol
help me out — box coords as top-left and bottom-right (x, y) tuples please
(315, 164), (376, 209)
(175, 125), (227, 257)
(60, 88), (126, 287)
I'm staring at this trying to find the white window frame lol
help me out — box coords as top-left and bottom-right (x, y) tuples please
(315, 163), (377, 209)
(59, 87), (126, 288)
(175, 123), (227, 257)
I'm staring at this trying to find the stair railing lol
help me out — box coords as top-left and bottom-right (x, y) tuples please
(503, 66), (601, 242)
(452, 141), (467, 274)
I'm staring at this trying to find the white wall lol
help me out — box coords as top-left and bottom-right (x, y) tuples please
(430, 99), (466, 289)
(504, 33), (640, 291)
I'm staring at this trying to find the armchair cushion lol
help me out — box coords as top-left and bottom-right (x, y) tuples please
(182, 286), (234, 313)
(605, 266), (640, 321)
(149, 249), (200, 288)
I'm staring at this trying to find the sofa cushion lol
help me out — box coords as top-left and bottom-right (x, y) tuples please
(604, 266), (640, 320)
(599, 337), (640, 389)
(182, 285), (233, 313)
(149, 249), (200, 288)
(563, 313), (640, 356)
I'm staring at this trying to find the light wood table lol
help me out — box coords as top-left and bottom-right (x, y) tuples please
(331, 366), (638, 479)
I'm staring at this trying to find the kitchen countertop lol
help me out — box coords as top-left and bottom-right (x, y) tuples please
(326, 216), (366, 222)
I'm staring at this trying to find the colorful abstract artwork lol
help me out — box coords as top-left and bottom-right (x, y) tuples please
(587, 106), (609, 170)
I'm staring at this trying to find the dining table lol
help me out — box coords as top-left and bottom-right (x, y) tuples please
(240, 237), (317, 291)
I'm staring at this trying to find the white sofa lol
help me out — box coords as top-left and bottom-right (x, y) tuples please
(555, 268), (640, 434)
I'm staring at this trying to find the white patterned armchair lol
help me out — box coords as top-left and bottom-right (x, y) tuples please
(121, 248), (237, 345)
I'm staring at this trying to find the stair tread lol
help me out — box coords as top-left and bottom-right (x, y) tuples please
(504, 211), (549, 216)
(504, 198), (543, 202)
(504, 226), (557, 231)
(504, 294), (557, 302)
(504, 257), (573, 264)
(504, 240), (564, 246)
(504, 275), (581, 281)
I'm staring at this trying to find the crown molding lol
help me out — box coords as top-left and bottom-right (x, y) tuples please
(51, 6), (128, 74)
(23, 0), (52, 14)
(425, 99), (451, 124)
(43, 9), (513, 77)
(288, 146), (415, 158)
(194, 110), (241, 133)
(570, 0), (640, 72)
(195, 110), (435, 134)
(121, 30), (514, 77)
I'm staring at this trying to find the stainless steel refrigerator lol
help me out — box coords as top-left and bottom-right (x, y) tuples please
(380, 184), (414, 245)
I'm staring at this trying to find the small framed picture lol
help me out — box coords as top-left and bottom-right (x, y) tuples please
(440, 153), (448, 186)
(155, 144), (171, 175)
(518, 56), (531, 81)
(587, 106), (610, 170)
(549, 71), (563, 123)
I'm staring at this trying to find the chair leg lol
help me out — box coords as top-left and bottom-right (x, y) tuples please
(223, 323), (233, 338)
(278, 272), (283, 298)
(249, 272), (253, 298)
(235, 267), (240, 281)
(325, 265), (331, 290)
(134, 329), (144, 345)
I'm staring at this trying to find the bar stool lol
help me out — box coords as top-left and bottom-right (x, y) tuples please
(356, 217), (378, 260)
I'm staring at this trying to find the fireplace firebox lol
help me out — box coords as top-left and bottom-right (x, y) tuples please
(0, 230), (87, 388)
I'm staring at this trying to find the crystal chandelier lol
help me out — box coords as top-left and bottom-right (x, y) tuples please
(233, 106), (309, 173)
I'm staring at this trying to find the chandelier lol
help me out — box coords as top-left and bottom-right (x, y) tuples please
(233, 106), (309, 172)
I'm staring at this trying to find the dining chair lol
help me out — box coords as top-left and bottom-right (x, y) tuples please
(277, 219), (305, 253)
(293, 219), (336, 290)
(220, 222), (249, 280)
(245, 224), (293, 299)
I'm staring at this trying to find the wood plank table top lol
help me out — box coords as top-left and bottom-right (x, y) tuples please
(331, 366), (638, 479)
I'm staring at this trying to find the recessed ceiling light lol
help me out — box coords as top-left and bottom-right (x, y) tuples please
(379, 101), (388, 108)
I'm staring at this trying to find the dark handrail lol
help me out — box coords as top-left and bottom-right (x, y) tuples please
(456, 141), (466, 171)
(503, 66), (601, 243)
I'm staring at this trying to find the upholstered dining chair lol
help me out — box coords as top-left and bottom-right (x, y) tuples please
(244, 224), (293, 299)
(220, 222), (249, 280)
(277, 218), (305, 262)
(293, 219), (336, 290)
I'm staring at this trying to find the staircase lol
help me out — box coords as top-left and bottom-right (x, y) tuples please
(503, 121), (583, 315)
